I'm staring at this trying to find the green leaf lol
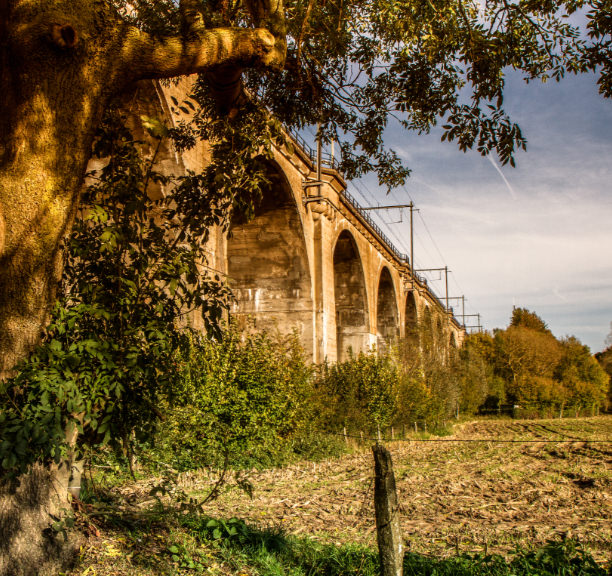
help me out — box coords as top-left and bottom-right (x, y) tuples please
(140, 115), (169, 140)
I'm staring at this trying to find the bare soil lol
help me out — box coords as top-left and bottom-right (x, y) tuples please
(195, 417), (612, 561)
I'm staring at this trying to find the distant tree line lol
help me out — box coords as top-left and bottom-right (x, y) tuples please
(594, 324), (612, 409)
(459, 308), (610, 418)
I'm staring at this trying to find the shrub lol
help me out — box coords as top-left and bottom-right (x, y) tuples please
(146, 325), (318, 470)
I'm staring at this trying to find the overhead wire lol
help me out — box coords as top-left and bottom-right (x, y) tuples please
(349, 179), (413, 257)
(306, 128), (413, 263)
(351, 175), (450, 305)
(397, 182), (476, 323)
(331, 430), (612, 444)
(391, 183), (446, 271)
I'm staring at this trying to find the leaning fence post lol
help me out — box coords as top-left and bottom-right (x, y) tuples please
(372, 443), (403, 576)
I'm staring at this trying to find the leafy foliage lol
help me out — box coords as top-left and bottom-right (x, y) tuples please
(113, 0), (611, 189)
(510, 307), (552, 334)
(314, 351), (399, 433)
(249, 0), (612, 178)
(0, 97), (343, 477)
(148, 325), (317, 471)
(594, 342), (612, 408)
(0, 108), (236, 475)
(179, 514), (606, 576)
(555, 337), (609, 409)
(462, 309), (609, 415)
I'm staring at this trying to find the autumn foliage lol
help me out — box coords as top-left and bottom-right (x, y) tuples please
(464, 308), (610, 416)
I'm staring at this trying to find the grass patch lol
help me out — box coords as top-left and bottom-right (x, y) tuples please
(180, 515), (379, 575)
(172, 515), (608, 576)
(69, 492), (609, 576)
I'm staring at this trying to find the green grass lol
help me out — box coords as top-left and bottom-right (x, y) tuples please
(69, 498), (610, 576)
(174, 515), (608, 576)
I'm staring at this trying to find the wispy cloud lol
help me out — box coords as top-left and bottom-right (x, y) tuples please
(365, 71), (612, 352)
(487, 156), (518, 199)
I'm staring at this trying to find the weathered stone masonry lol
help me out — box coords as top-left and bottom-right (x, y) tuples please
(135, 80), (466, 361)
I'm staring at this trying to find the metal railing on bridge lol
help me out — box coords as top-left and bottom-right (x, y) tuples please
(285, 128), (409, 265)
(340, 188), (410, 265)
(286, 129), (343, 173)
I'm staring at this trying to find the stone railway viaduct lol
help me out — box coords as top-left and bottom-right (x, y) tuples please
(132, 81), (466, 362)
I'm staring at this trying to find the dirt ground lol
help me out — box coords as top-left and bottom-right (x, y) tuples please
(192, 417), (612, 561)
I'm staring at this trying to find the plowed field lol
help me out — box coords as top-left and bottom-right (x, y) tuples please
(196, 417), (611, 561)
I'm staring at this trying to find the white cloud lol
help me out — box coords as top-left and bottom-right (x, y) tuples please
(365, 72), (612, 352)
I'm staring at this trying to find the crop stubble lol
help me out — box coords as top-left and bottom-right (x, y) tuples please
(200, 417), (612, 560)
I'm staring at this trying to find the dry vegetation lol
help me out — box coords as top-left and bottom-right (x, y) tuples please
(67, 416), (611, 574)
(199, 417), (611, 561)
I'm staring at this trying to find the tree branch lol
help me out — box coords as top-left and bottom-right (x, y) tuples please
(0, 0), (11, 45)
(242, 0), (287, 69)
(180, 0), (206, 35)
(123, 0), (287, 79)
(296, 0), (315, 72)
(119, 0), (286, 115)
(123, 26), (281, 81)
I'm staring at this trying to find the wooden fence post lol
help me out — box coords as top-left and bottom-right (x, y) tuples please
(372, 444), (403, 576)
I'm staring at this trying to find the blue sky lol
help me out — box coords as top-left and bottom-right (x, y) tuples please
(345, 72), (612, 353)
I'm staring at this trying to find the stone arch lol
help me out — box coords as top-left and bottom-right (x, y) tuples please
(434, 314), (446, 361)
(87, 81), (185, 198)
(421, 305), (434, 354)
(404, 291), (419, 346)
(129, 81), (186, 197)
(227, 160), (313, 356)
(435, 315), (444, 344)
(376, 266), (399, 351)
(333, 230), (370, 361)
(401, 290), (420, 362)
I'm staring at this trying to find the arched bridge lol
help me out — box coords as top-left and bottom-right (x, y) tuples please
(132, 81), (466, 362)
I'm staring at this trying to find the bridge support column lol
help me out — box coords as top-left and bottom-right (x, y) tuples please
(310, 201), (338, 362)
(312, 215), (326, 363)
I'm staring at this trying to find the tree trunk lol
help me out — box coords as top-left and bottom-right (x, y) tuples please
(0, 75), (109, 377)
(0, 464), (82, 576)
(0, 1), (127, 376)
(0, 1), (286, 572)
